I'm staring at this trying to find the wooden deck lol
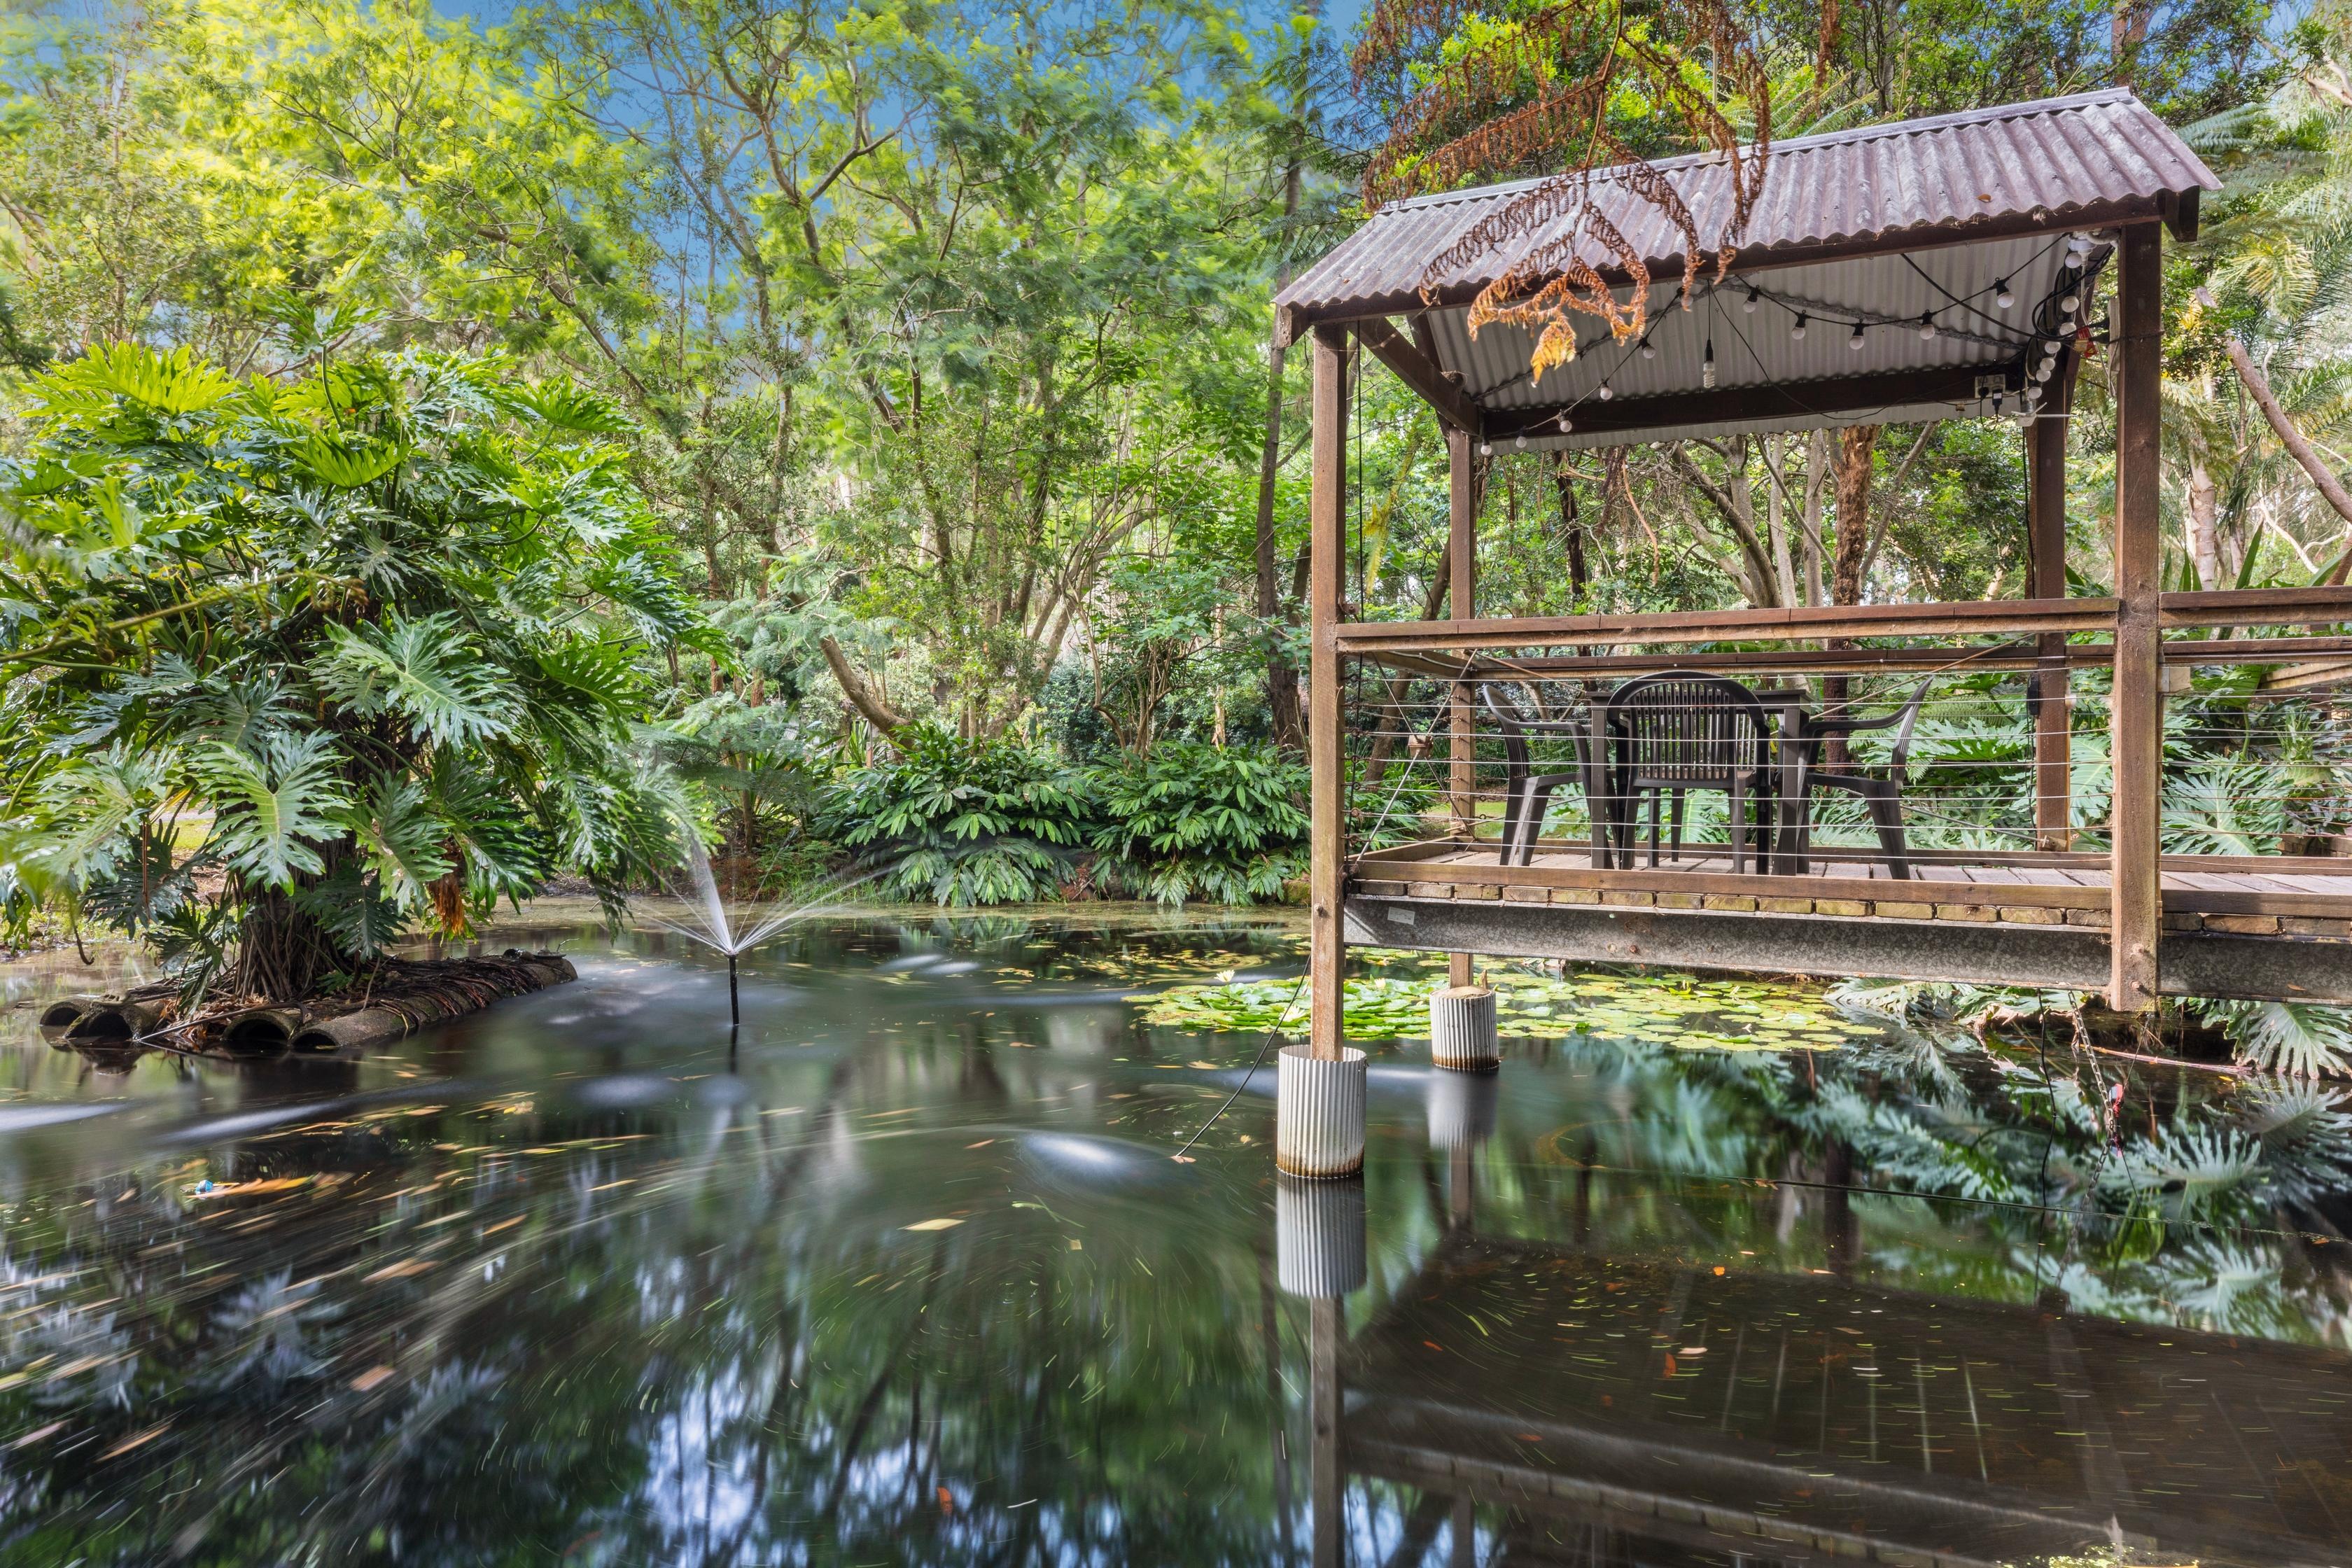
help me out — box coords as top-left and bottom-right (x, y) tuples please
(1333, 1231), (2352, 1568)
(1348, 838), (2352, 1001)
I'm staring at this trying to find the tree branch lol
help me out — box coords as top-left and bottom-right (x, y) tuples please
(818, 636), (906, 734)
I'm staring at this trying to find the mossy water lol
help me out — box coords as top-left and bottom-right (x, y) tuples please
(0, 907), (2346, 1565)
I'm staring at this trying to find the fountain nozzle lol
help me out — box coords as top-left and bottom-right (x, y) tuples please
(728, 951), (740, 1026)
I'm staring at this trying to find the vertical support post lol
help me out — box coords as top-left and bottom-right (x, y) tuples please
(1310, 1298), (1344, 1568)
(1446, 428), (1477, 990)
(2110, 225), (2164, 1013)
(2028, 407), (2072, 850)
(1308, 326), (1350, 1060)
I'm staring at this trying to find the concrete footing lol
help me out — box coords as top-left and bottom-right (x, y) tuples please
(1275, 1044), (1367, 1178)
(1429, 985), (1499, 1070)
(1276, 1175), (1366, 1298)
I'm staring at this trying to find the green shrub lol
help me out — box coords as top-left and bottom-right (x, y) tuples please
(825, 727), (1094, 905)
(1089, 741), (1306, 905)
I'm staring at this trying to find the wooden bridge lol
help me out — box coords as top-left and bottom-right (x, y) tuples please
(1271, 90), (2352, 1051)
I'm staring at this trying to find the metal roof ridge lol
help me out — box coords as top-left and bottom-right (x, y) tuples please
(1375, 87), (2157, 217)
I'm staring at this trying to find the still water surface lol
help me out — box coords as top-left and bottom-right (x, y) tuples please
(0, 907), (2348, 1567)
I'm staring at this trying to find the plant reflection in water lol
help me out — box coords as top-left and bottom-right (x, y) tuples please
(0, 909), (2344, 1566)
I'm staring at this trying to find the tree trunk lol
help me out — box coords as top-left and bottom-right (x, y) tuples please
(2186, 454), (2221, 589)
(1253, 10), (1317, 751)
(1830, 424), (1879, 608)
(1551, 456), (1589, 603)
(231, 884), (341, 1003)
(2194, 290), (2352, 584)
(1763, 433), (1798, 607)
(820, 636), (907, 736)
(1801, 429), (1828, 606)
(1823, 424), (1881, 765)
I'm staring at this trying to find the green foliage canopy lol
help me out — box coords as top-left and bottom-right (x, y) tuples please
(0, 344), (710, 997)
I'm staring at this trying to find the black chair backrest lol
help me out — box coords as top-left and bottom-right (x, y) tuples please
(1601, 673), (1773, 783)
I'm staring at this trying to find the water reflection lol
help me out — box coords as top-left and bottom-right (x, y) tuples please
(0, 908), (2343, 1566)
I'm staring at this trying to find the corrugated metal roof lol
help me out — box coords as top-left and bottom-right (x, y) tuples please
(1276, 89), (2216, 336)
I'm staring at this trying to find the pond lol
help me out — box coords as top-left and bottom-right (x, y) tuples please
(0, 906), (2348, 1567)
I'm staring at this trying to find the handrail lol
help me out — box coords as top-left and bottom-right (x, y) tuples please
(2160, 586), (2352, 628)
(1333, 597), (2117, 654)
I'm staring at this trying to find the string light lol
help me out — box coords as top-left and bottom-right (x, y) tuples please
(1790, 312), (1807, 341)
(1639, 338), (1656, 360)
(1597, 384), (1613, 401)
(1918, 312), (1937, 340)
(2060, 293), (2079, 314)
(1702, 338), (1716, 388)
(1478, 440), (1492, 456)
(1556, 412), (1574, 432)
(1995, 279), (2015, 309)
(1849, 321), (1866, 351)
(1743, 287), (1759, 313)
(1513, 433), (1527, 450)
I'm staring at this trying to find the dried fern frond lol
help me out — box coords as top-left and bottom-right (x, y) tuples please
(1354, 0), (1772, 378)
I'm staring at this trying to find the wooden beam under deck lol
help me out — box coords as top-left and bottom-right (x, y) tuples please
(1345, 892), (2352, 1004)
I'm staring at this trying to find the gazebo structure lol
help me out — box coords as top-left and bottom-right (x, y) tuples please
(1267, 90), (2352, 1175)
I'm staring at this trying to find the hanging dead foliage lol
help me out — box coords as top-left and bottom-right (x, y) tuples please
(1354, 0), (1772, 379)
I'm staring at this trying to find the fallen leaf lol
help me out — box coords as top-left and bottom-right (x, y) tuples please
(350, 1366), (396, 1392)
(902, 1218), (963, 1232)
(361, 1259), (435, 1283)
(965, 1139), (995, 1149)
(99, 1424), (169, 1460)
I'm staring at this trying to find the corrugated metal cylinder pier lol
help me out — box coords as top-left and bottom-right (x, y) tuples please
(1266, 85), (2352, 1166)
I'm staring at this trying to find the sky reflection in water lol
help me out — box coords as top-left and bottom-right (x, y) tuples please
(0, 908), (2346, 1567)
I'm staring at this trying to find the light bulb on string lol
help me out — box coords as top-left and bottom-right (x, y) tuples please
(1995, 279), (2015, 309)
(1702, 338), (1716, 389)
(1597, 384), (1612, 401)
(1919, 312), (1937, 340)
(1743, 287), (1759, 314)
(1478, 441), (1492, 456)
(2060, 294), (2078, 315)
(1849, 321), (1866, 351)
(1790, 312), (1807, 341)
(1513, 433), (1527, 451)
(1556, 412), (1574, 433)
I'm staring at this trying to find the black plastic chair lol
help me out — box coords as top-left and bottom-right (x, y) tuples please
(1476, 682), (1613, 868)
(1780, 680), (1931, 878)
(1594, 672), (1779, 874)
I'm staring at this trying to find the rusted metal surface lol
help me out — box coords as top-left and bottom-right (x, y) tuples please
(1281, 91), (2216, 447)
(1278, 90), (2215, 335)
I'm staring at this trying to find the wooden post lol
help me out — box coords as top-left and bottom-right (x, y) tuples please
(1308, 326), (1349, 1059)
(2110, 225), (2164, 1012)
(2028, 400), (2072, 850)
(1447, 426), (1476, 989)
(1310, 1298), (1343, 1568)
